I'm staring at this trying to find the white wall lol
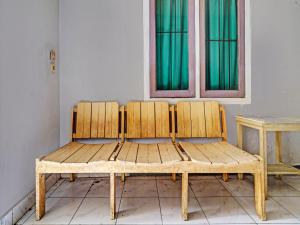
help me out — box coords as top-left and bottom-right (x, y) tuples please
(0, 0), (60, 217)
(59, 0), (300, 164)
(59, 0), (144, 144)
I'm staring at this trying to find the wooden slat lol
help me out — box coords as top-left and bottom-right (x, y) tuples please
(116, 142), (131, 162)
(127, 102), (141, 138)
(125, 142), (139, 163)
(205, 102), (222, 138)
(91, 102), (99, 138)
(148, 144), (162, 164)
(268, 164), (300, 175)
(83, 102), (92, 138)
(105, 102), (112, 138)
(89, 142), (119, 162)
(179, 142), (211, 164)
(195, 143), (238, 165)
(64, 144), (103, 163)
(105, 102), (119, 138)
(212, 142), (258, 163)
(155, 102), (170, 137)
(141, 102), (155, 138)
(158, 143), (182, 163)
(190, 102), (206, 137)
(136, 144), (148, 163)
(91, 102), (106, 138)
(43, 142), (84, 163)
(75, 102), (92, 138)
(97, 102), (106, 138)
(177, 102), (192, 137)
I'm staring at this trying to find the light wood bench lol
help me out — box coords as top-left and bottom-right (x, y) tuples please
(35, 101), (266, 222)
(35, 101), (123, 220)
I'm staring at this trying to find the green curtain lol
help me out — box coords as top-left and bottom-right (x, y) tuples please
(156, 0), (189, 90)
(206, 0), (238, 90)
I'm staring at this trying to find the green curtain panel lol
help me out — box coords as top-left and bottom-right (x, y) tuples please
(156, 0), (189, 90)
(206, 0), (238, 90)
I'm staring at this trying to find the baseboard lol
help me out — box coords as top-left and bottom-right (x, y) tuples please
(0, 174), (60, 225)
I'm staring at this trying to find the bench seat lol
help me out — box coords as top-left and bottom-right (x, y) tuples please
(42, 142), (120, 163)
(179, 141), (258, 165)
(116, 142), (182, 164)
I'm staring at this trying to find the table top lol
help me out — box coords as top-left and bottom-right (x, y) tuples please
(236, 116), (300, 125)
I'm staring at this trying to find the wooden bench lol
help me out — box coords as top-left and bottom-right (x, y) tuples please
(35, 101), (266, 222)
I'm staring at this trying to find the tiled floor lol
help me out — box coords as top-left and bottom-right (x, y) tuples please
(18, 174), (300, 225)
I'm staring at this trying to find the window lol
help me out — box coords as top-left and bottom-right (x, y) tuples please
(200, 0), (245, 98)
(146, 0), (249, 101)
(150, 0), (195, 98)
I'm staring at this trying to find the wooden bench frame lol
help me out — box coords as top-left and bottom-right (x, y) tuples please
(36, 101), (266, 222)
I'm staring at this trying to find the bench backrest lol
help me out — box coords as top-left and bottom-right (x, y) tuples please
(176, 101), (227, 139)
(71, 101), (226, 141)
(72, 101), (119, 139)
(125, 102), (171, 138)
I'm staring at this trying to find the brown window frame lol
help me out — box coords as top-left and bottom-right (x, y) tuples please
(200, 0), (246, 98)
(149, 0), (196, 98)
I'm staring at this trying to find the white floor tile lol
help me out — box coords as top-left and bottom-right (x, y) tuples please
(24, 198), (82, 224)
(237, 197), (299, 224)
(117, 197), (161, 224)
(122, 179), (158, 197)
(268, 177), (300, 197)
(190, 180), (231, 197)
(16, 207), (35, 225)
(70, 198), (120, 224)
(220, 177), (254, 197)
(157, 180), (192, 198)
(46, 179), (65, 198)
(282, 176), (300, 192)
(160, 197), (208, 224)
(198, 197), (254, 224)
(86, 178), (124, 198)
(50, 178), (93, 198)
(272, 197), (300, 220)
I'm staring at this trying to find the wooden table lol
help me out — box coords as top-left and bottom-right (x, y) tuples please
(236, 116), (300, 197)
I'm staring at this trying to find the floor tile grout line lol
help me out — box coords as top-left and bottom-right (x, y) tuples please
(68, 178), (95, 225)
(232, 195), (257, 224)
(216, 174), (258, 224)
(155, 175), (164, 225)
(20, 178), (66, 225)
(47, 178), (66, 198)
(270, 196), (300, 222)
(189, 178), (211, 225)
(115, 176), (126, 225)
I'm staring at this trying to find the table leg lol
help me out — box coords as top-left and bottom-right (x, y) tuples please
(237, 122), (244, 180)
(259, 129), (268, 199)
(275, 131), (282, 179)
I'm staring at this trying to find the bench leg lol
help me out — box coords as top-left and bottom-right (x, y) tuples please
(238, 173), (244, 180)
(222, 173), (229, 182)
(171, 173), (176, 182)
(36, 173), (45, 220)
(254, 172), (266, 221)
(120, 173), (125, 182)
(110, 173), (116, 220)
(69, 173), (76, 182)
(182, 172), (188, 221)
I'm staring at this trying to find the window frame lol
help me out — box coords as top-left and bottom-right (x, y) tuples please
(200, 0), (246, 98)
(149, 0), (196, 98)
